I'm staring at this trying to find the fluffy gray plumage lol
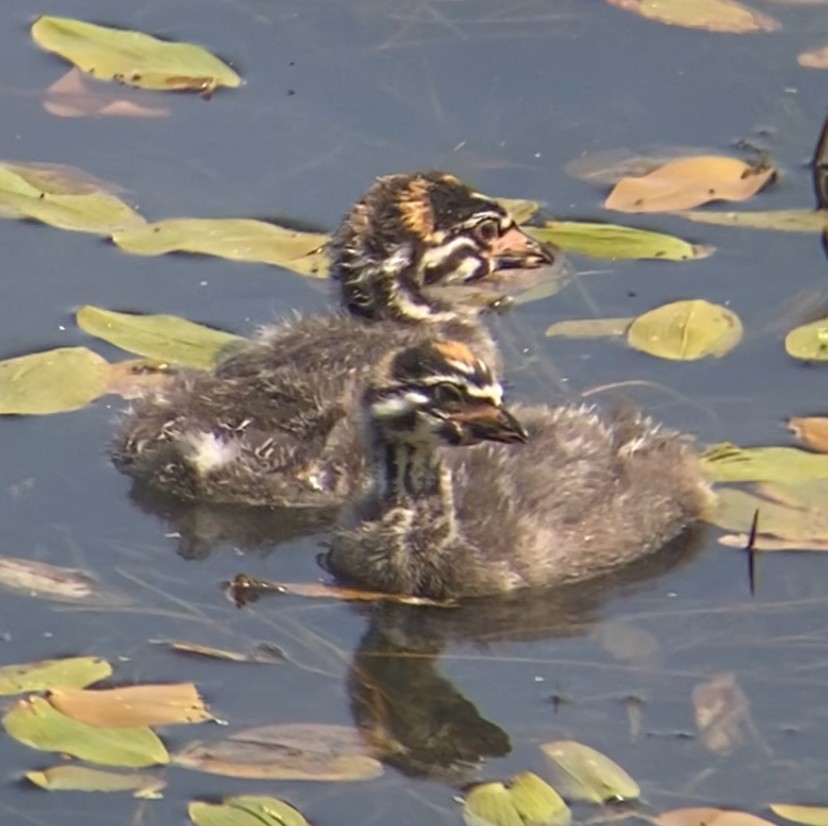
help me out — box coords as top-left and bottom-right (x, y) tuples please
(327, 404), (713, 599)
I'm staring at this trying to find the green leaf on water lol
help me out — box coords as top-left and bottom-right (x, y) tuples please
(0, 347), (109, 415)
(464, 772), (571, 826)
(528, 221), (711, 261)
(626, 299), (743, 360)
(3, 696), (169, 767)
(676, 209), (828, 233)
(496, 198), (541, 225)
(785, 318), (828, 361)
(31, 16), (241, 94)
(702, 443), (828, 484)
(0, 161), (144, 234)
(771, 805), (828, 826)
(27, 765), (166, 797)
(111, 219), (329, 277)
(77, 306), (245, 369)
(546, 318), (632, 339)
(0, 656), (111, 695)
(189, 796), (310, 826)
(540, 740), (640, 803)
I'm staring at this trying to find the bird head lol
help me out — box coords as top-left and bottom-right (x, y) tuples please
(330, 171), (558, 322)
(366, 339), (528, 447)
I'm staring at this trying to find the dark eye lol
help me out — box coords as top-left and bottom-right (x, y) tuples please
(473, 218), (500, 244)
(433, 382), (465, 407)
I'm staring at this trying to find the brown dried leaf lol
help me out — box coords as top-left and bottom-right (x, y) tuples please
(43, 68), (170, 118)
(788, 417), (828, 453)
(106, 360), (174, 400)
(164, 640), (285, 664)
(799, 42), (828, 68)
(656, 810), (777, 826)
(48, 682), (213, 727)
(605, 0), (780, 32)
(0, 556), (96, 601)
(174, 722), (383, 781)
(605, 156), (774, 213)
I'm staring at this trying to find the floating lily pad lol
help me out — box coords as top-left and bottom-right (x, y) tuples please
(174, 722), (382, 781)
(77, 306), (245, 369)
(112, 219), (329, 277)
(772, 805), (828, 826)
(0, 347), (109, 415)
(785, 318), (828, 361)
(605, 156), (774, 213)
(528, 221), (711, 261)
(604, 0), (780, 32)
(3, 696), (169, 767)
(49, 682), (213, 728)
(0, 656), (110, 695)
(32, 16), (241, 94)
(540, 740), (640, 803)
(27, 765), (165, 797)
(464, 772), (571, 826)
(703, 443), (828, 483)
(676, 209), (828, 233)
(627, 299), (743, 360)
(189, 796), (309, 826)
(546, 318), (632, 339)
(0, 160), (143, 234)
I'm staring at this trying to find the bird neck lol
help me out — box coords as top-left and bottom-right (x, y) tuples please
(333, 248), (463, 325)
(371, 431), (455, 517)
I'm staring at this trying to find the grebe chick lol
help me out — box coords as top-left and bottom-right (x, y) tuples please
(326, 340), (713, 599)
(112, 171), (556, 507)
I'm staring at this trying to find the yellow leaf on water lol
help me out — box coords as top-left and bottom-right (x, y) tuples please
(0, 347), (109, 415)
(77, 306), (245, 369)
(464, 772), (571, 826)
(546, 318), (632, 340)
(495, 197), (540, 225)
(31, 16), (241, 93)
(605, 0), (780, 32)
(771, 805), (828, 826)
(785, 318), (828, 361)
(540, 740), (640, 803)
(528, 221), (711, 261)
(112, 218), (329, 277)
(189, 796), (309, 826)
(3, 696), (169, 767)
(0, 160), (143, 234)
(0, 656), (110, 695)
(676, 209), (828, 233)
(605, 156), (774, 213)
(703, 443), (828, 483)
(27, 765), (165, 797)
(627, 299), (743, 360)
(49, 683), (214, 728)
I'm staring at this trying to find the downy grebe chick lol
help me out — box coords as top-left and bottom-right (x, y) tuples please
(326, 340), (713, 599)
(111, 171), (556, 507)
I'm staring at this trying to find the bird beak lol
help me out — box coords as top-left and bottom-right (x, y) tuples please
(489, 226), (559, 272)
(449, 403), (529, 445)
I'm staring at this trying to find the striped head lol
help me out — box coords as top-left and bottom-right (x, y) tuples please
(365, 340), (528, 447)
(330, 171), (557, 322)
